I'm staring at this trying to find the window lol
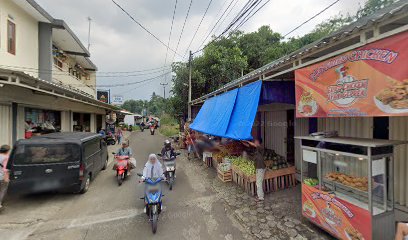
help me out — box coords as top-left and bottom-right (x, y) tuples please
(13, 144), (81, 165)
(7, 20), (16, 55)
(84, 139), (101, 158)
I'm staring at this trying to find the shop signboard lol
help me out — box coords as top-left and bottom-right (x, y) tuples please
(111, 95), (124, 105)
(97, 90), (110, 103)
(295, 31), (408, 118)
(302, 184), (371, 240)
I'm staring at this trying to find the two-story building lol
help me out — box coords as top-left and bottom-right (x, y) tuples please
(0, 0), (116, 146)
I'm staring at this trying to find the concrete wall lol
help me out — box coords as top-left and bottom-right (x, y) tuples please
(0, 0), (39, 77)
(0, 104), (12, 146)
(38, 22), (53, 81)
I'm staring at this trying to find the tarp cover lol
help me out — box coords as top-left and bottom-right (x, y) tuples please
(190, 80), (262, 140)
(190, 89), (238, 137)
(225, 81), (262, 140)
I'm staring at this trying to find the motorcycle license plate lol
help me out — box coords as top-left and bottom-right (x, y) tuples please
(166, 167), (175, 171)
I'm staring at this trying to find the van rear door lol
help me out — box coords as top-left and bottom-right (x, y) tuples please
(9, 143), (81, 194)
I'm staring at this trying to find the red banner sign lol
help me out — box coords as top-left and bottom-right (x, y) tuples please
(295, 31), (408, 117)
(302, 184), (371, 239)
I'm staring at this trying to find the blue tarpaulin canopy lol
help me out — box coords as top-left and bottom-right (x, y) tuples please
(190, 81), (262, 140)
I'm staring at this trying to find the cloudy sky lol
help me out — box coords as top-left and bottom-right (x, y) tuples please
(36, 0), (366, 101)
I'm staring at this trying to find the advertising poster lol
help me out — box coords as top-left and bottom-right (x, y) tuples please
(302, 184), (371, 240)
(97, 90), (110, 103)
(295, 31), (408, 118)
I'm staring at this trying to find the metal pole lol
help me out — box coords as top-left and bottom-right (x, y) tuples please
(160, 83), (168, 99)
(188, 50), (192, 121)
(87, 17), (92, 52)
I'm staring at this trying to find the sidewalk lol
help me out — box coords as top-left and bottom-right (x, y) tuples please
(182, 154), (331, 240)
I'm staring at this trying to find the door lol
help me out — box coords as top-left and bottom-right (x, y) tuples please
(83, 138), (103, 173)
(9, 143), (81, 194)
(264, 111), (287, 157)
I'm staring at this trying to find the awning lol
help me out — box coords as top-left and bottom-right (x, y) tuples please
(190, 89), (238, 137)
(190, 80), (262, 140)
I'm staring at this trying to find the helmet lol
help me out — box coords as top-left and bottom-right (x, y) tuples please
(164, 140), (171, 148)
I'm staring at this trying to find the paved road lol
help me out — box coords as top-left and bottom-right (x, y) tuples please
(0, 131), (244, 240)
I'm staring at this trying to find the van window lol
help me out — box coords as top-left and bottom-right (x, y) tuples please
(84, 139), (101, 158)
(13, 144), (80, 165)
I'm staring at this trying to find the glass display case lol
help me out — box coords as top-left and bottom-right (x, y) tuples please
(296, 136), (406, 240)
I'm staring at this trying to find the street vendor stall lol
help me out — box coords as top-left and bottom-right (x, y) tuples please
(296, 135), (407, 240)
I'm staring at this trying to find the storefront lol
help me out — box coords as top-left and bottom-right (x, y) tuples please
(190, 1), (408, 232)
(24, 107), (61, 138)
(0, 69), (115, 146)
(72, 112), (91, 132)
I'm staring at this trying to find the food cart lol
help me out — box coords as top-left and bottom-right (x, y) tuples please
(296, 136), (407, 240)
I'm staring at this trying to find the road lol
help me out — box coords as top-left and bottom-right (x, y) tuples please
(0, 131), (244, 240)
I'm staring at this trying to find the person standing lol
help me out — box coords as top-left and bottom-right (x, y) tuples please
(0, 145), (11, 210)
(186, 131), (196, 160)
(245, 138), (265, 202)
(116, 127), (123, 145)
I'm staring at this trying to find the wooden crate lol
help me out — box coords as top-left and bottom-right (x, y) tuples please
(217, 168), (232, 182)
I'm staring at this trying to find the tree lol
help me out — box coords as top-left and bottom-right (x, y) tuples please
(167, 0), (398, 118)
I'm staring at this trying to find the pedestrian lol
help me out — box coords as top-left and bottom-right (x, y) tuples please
(116, 127), (123, 145)
(245, 138), (265, 202)
(0, 144), (11, 210)
(186, 130), (196, 160)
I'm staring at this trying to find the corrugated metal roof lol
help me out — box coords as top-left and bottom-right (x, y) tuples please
(192, 0), (408, 104)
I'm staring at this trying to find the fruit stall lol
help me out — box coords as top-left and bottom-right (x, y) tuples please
(208, 140), (297, 196)
(297, 135), (407, 240)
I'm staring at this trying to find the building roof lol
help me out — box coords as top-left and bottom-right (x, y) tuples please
(52, 19), (91, 57)
(23, 1), (97, 69)
(0, 68), (118, 111)
(191, 0), (408, 104)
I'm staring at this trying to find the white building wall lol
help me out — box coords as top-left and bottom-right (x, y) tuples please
(264, 111), (287, 157)
(0, 104), (12, 146)
(90, 113), (96, 132)
(390, 116), (408, 208)
(60, 111), (71, 132)
(0, 0), (39, 77)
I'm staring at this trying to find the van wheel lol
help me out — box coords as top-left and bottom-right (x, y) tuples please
(102, 157), (108, 170)
(80, 175), (91, 194)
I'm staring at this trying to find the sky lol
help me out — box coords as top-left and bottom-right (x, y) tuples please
(36, 0), (366, 101)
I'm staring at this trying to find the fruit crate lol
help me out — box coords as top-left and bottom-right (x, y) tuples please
(217, 168), (232, 182)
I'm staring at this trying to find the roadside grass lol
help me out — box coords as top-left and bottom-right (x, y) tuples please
(159, 115), (179, 137)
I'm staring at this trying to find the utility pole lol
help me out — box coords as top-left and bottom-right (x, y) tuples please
(87, 17), (92, 52)
(160, 83), (168, 99)
(188, 50), (192, 121)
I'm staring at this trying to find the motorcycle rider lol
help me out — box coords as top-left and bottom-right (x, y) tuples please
(140, 154), (164, 180)
(140, 154), (165, 214)
(161, 140), (176, 178)
(115, 141), (134, 175)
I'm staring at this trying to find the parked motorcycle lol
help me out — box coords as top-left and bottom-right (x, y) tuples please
(158, 152), (180, 190)
(137, 173), (164, 234)
(105, 133), (116, 145)
(150, 125), (155, 135)
(113, 153), (129, 186)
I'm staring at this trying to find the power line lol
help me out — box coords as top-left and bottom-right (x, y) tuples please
(0, 64), (171, 77)
(283, 0), (341, 38)
(230, 0), (271, 32)
(171, 0), (194, 63)
(219, 0), (261, 37)
(194, 0), (237, 53)
(111, 0), (183, 58)
(182, 0), (214, 59)
(212, 0), (241, 36)
(163, 0), (178, 84)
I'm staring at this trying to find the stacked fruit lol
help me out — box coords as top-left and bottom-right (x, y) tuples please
(230, 157), (256, 176)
